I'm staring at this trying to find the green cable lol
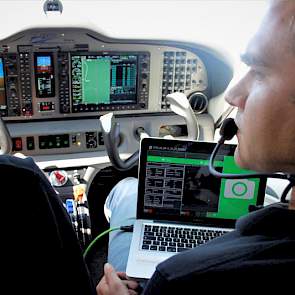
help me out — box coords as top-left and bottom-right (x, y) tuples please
(83, 226), (120, 259)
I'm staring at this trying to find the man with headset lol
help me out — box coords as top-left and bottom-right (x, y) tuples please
(96, 0), (295, 294)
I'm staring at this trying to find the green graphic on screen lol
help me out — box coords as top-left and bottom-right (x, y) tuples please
(146, 156), (223, 167)
(207, 156), (260, 219)
(82, 58), (110, 104)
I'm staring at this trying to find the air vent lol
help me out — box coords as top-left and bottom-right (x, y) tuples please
(188, 92), (208, 114)
(74, 44), (89, 51)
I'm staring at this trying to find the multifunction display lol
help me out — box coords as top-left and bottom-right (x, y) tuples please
(34, 53), (55, 98)
(71, 54), (138, 112)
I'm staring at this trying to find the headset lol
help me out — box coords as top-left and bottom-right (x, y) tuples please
(209, 118), (295, 203)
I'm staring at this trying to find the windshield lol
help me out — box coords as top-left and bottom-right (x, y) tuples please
(1, 1), (267, 58)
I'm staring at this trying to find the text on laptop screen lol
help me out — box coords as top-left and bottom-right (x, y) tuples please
(138, 139), (266, 223)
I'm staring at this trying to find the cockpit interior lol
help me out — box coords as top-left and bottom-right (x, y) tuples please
(1, 0), (286, 287)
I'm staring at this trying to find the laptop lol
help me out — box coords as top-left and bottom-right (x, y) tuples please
(126, 137), (266, 279)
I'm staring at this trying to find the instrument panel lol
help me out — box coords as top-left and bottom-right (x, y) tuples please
(0, 27), (212, 121)
(0, 27), (233, 159)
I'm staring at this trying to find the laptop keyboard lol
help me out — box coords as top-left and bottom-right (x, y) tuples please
(141, 224), (229, 253)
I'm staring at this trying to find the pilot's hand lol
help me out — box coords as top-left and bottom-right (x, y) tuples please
(96, 263), (139, 295)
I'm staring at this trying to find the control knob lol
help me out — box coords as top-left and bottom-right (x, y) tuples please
(86, 138), (97, 148)
(49, 170), (68, 186)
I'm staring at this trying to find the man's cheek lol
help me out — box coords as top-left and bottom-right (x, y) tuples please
(234, 147), (243, 167)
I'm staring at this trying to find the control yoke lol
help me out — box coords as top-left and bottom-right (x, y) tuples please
(165, 92), (199, 140)
(100, 113), (139, 171)
(0, 117), (12, 155)
(100, 92), (199, 171)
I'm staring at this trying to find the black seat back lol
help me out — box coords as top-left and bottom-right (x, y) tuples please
(0, 155), (95, 294)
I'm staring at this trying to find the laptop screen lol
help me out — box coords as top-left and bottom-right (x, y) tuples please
(137, 138), (266, 227)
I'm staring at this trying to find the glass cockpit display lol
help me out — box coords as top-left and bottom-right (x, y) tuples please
(34, 53), (55, 98)
(71, 54), (138, 112)
(0, 57), (6, 108)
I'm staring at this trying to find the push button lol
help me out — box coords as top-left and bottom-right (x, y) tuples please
(12, 137), (22, 151)
(26, 136), (35, 150)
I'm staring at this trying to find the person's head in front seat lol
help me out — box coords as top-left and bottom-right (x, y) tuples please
(225, 0), (295, 174)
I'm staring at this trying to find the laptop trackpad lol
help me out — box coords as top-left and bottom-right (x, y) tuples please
(126, 253), (172, 279)
(137, 253), (171, 263)
(127, 259), (159, 279)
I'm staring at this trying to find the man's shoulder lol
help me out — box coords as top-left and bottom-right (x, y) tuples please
(156, 221), (295, 283)
(144, 206), (295, 293)
(156, 231), (255, 277)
